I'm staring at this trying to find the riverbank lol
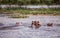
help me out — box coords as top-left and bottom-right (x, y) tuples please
(0, 13), (60, 18)
(0, 8), (60, 17)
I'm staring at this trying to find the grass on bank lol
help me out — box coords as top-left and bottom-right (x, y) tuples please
(0, 8), (60, 16)
(9, 15), (29, 18)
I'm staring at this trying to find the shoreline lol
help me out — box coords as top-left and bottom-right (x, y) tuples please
(21, 14), (60, 16)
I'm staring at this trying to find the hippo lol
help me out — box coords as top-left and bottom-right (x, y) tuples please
(15, 22), (23, 26)
(31, 21), (41, 29)
(47, 23), (53, 27)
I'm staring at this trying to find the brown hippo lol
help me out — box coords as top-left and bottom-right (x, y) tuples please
(47, 23), (53, 27)
(31, 21), (41, 29)
(16, 22), (23, 26)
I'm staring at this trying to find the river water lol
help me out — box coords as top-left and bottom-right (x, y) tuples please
(0, 14), (60, 38)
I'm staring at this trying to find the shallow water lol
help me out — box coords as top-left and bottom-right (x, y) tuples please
(0, 15), (60, 38)
(0, 15), (60, 26)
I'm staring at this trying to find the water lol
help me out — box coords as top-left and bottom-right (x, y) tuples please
(0, 14), (60, 38)
(21, 5), (60, 9)
(1, 5), (60, 9)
